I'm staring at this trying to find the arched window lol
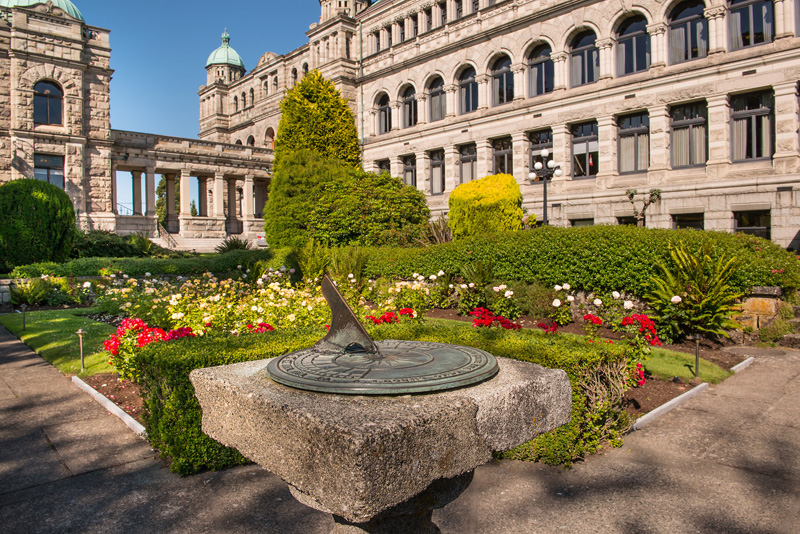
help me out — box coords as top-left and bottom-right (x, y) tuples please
(429, 77), (446, 122)
(491, 56), (514, 106)
(235, 139), (243, 145)
(265, 127), (275, 150)
(246, 135), (255, 146)
(272, 77), (278, 92)
(570, 31), (599, 87)
(670, 1), (709, 63)
(242, 92), (247, 108)
(233, 96), (239, 112)
(617, 16), (651, 76)
(302, 63), (309, 77)
(249, 88), (254, 105)
(729, 0), (774, 50)
(459, 67), (478, 114)
(34, 81), (63, 125)
(292, 68), (298, 85)
(528, 45), (554, 97)
(402, 87), (418, 128)
(377, 94), (392, 134)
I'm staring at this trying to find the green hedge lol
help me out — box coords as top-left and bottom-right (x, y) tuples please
(362, 226), (800, 295)
(10, 249), (281, 278)
(134, 322), (630, 474)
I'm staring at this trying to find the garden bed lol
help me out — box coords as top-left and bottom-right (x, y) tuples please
(82, 373), (144, 424)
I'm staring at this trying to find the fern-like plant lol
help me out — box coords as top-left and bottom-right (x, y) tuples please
(644, 244), (744, 341)
(10, 278), (52, 306)
(295, 240), (331, 282)
(215, 236), (253, 254)
(461, 260), (494, 287)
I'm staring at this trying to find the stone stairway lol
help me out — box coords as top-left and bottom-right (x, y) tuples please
(151, 236), (226, 253)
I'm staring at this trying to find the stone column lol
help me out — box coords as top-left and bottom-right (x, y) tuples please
(110, 163), (118, 215)
(476, 139), (493, 178)
(511, 131), (528, 182)
(198, 177), (208, 217)
(706, 94), (731, 174)
(773, 82), (800, 173)
(444, 145), (460, 193)
(596, 38), (614, 80)
(227, 178), (238, 221)
(165, 173), (178, 233)
(255, 180), (268, 218)
(551, 124), (570, 182)
(444, 84), (457, 118)
(415, 150), (429, 193)
(145, 167), (156, 216)
(647, 105), (671, 172)
(774, 0), (787, 38)
(390, 155), (404, 179)
(213, 171), (225, 218)
(368, 110), (377, 137)
(779, 0), (797, 36)
(131, 171), (143, 215)
(416, 94), (428, 125)
(512, 65), (526, 101)
(243, 175), (255, 219)
(476, 75), (490, 110)
(390, 102), (401, 131)
(704, 7), (727, 54)
(596, 115), (616, 186)
(179, 169), (192, 216)
(647, 23), (668, 67)
(551, 51), (568, 91)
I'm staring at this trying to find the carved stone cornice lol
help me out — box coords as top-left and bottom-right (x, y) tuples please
(646, 22), (667, 36)
(704, 6), (726, 19)
(595, 38), (614, 50)
(550, 51), (568, 62)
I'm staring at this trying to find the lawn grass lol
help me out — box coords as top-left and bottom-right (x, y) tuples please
(0, 309), (115, 377)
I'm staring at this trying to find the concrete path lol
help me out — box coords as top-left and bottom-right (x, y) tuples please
(1, 324), (798, 533)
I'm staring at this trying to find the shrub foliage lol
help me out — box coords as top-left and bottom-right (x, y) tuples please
(448, 174), (523, 239)
(0, 179), (77, 269)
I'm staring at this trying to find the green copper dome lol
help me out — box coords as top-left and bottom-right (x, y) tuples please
(206, 30), (245, 70)
(0, 0), (84, 21)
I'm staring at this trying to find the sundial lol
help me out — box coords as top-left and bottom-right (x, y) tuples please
(266, 275), (499, 395)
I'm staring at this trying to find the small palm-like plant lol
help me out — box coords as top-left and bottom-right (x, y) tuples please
(295, 239), (331, 282)
(644, 244), (744, 341)
(215, 236), (253, 254)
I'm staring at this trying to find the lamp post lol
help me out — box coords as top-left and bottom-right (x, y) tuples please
(76, 329), (87, 374)
(20, 304), (28, 331)
(527, 149), (562, 226)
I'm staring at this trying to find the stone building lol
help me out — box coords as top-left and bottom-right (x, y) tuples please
(200, 0), (800, 249)
(0, 1), (272, 251)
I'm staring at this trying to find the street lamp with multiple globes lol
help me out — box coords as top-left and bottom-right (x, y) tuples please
(527, 148), (563, 226)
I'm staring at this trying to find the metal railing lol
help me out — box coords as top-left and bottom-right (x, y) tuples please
(157, 223), (178, 249)
(116, 203), (134, 216)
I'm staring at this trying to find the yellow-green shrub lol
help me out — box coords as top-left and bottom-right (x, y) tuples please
(448, 174), (523, 239)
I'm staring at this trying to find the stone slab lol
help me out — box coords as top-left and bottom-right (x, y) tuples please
(191, 357), (571, 523)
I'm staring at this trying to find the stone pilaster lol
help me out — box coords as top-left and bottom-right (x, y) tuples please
(179, 169), (192, 216)
(476, 74), (490, 110)
(647, 23), (668, 67)
(476, 139), (492, 178)
(444, 84), (457, 117)
(704, 7), (727, 54)
(551, 51), (568, 91)
(145, 167), (156, 216)
(511, 131), (528, 182)
(706, 94), (732, 177)
(596, 115), (616, 185)
(444, 145), (459, 193)
(596, 38), (614, 80)
(511, 64), (526, 101)
(213, 172), (225, 218)
(131, 170), (143, 215)
(551, 124), (570, 182)
(773, 81), (800, 173)
(647, 105), (670, 172)
(243, 175), (254, 219)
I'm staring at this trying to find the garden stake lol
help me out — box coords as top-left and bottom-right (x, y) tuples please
(20, 304), (27, 331)
(76, 329), (86, 373)
(690, 332), (702, 378)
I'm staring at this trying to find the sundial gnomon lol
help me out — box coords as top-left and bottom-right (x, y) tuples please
(266, 275), (499, 395)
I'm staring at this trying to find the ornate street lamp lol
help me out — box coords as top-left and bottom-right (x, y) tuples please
(527, 149), (562, 226)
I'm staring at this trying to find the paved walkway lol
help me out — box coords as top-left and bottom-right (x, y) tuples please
(1, 324), (798, 533)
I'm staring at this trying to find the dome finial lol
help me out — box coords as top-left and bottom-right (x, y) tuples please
(221, 29), (230, 46)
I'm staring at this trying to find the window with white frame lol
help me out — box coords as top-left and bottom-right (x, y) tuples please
(571, 121), (599, 177)
(731, 91), (773, 161)
(439, 2), (447, 25)
(528, 45), (554, 97)
(492, 137), (513, 175)
(671, 102), (708, 167)
(403, 155), (417, 186)
(377, 94), (392, 135)
(459, 67), (478, 114)
(430, 150), (445, 194)
(729, 0), (774, 50)
(402, 87), (418, 128)
(528, 129), (553, 179)
(411, 14), (418, 37)
(491, 56), (514, 106)
(669, 1), (708, 64)
(570, 31), (599, 87)
(618, 112), (650, 173)
(617, 15), (650, 76)
(429, 77), (446, 122)
(459, 144), (477, 183)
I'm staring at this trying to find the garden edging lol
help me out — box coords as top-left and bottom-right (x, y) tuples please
(71, 376), (147, 438)
(631, 382), (710, 431)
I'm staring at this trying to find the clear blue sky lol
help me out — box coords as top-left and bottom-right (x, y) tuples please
(76, 0), (321, 139)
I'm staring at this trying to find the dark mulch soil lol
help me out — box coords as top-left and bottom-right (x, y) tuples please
(84, 313), (126, 327)
(82, 373), (144, 425)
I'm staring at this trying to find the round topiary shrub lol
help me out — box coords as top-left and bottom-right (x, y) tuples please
(447, 173), (523, 239)
(0, 179), (77, 269)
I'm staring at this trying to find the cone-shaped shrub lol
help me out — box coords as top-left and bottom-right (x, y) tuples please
(448, 173), (523, 239)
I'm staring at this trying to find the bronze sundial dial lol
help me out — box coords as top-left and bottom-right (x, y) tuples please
(266, 275), (499, 395)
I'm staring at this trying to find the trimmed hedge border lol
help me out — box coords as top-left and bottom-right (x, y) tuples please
(361, 226), (800, 295)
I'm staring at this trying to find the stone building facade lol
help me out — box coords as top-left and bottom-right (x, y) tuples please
(0, 1), (273, 250)
(201, 0), (800, 249)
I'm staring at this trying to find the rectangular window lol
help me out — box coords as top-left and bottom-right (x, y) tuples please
(618, 112), (650, 174)
(373, 31), (380, 52)
(528, 129), (553, 180)
(671, 102), (708, 167)
(472, 0), (479, 13)
(492, 137), (513, 175)
(430, 150), (445, 195)
(403, 155), (417, 187)
(672, 213), (705, 230)
(459, 144), (477, 183)
(411, 15), (418, 37)
(386, 26), (392, 48)
(377, 160), (391, 174)
(33, 154), (65, 189)
(425, 8), (433, 32)
(439, 2), (447, 26)
(729, 0), (774, 50)
(399, 22), (405, 43)
(617, 216), (644, 226)
(731, 91), (773, 161)
(734, 210), (770, 239)
(571, 121), (599, 178)
(571, 218), (594, 227)
(455, 0), (463, 19)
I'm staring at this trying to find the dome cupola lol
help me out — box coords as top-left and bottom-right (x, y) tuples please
(206, 30), (245, 70)
(0, 0), (84, 21)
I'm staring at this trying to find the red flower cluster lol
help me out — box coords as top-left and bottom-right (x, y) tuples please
(365, 312), (400, 325)
(583, 314), (603, 326)
(166, 327), (196, 340)
(102, 336), (121, 356)
(633, 362), (646, 386)
(399, 308), (415, 317)
(245, 323), (275, 334)
(537, 322), (559, 334)
(621, 314), (661, 346)
(103, 317), (197, 357)
(116, 318), (146, 338)
(136, 327), (166, 348)
(470, 308), (522, 330)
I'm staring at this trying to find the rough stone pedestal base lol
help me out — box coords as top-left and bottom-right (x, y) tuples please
(327, 472), (473, 534)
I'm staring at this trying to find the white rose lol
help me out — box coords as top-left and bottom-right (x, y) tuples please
(460, 284), (468, 289)
(412, 273), (419, 278)
(504, 290), (514, 298)
(563, 284), (571, 291)
(671, 295), (682, 304)
(612, 291), (621, 299)
(552, 299), (562, 307)
(438, 270), (445, 276)
(237, 265), (242, 269)
(567, 295), (575, 302)
(348, 273), (354, 279)
(145, 272), (151, 277)
(554, 285), (562, 291)
(110, 274), (116, 278)
(499, 284), (507, 291)
(593, 299), (603, 307)
(429, 275), (437, 281)
(82, 282), (92, 289)
(624, 300), (634, 310)
(468, 283), (475, 288)
(449, 284), (454, 289)
(493, 286), (500, 292)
